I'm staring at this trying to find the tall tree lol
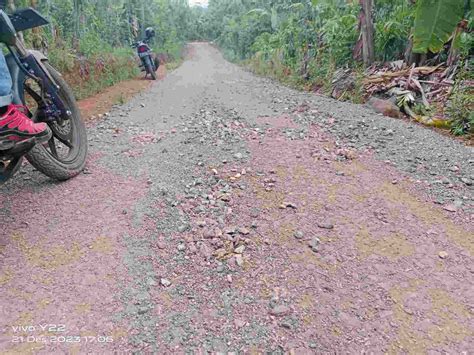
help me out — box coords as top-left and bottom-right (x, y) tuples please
(359, 0), (375, 65)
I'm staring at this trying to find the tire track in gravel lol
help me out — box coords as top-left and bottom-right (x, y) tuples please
(1, 43), (473, 353)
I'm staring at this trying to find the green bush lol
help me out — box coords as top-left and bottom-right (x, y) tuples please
(374, 0), (415, 62)
(448, 59), (474, 135)
(47, 43), (138, 100)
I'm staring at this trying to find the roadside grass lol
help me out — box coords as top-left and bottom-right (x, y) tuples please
(47, 42), (186, 101)
(48, 45), (140, 100)
(245, 53), (365, 102)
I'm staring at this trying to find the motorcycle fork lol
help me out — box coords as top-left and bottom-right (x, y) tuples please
(6, 40), (70, 123)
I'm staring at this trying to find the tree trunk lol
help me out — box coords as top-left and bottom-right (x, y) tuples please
(360, 0), (375, 66)
(72, 0), (81, 49)
(405, 36), (416, 65)
(447, 20), (468, 66)
(140, 1), (146, 38)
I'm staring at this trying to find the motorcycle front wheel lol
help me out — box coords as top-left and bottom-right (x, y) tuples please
(25, 62), (87, 180)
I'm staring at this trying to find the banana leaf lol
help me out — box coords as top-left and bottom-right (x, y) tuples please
(413, 0), (465, 54)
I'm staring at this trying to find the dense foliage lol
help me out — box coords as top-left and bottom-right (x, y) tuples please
(11, 0), (194, 56)
(198, 0), (472, 68)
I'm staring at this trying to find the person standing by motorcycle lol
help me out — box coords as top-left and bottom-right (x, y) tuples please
(0, 0), (51, 149)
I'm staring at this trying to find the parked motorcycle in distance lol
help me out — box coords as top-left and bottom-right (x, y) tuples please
(133, 27), (160, 80)
(0, 8), (87, 185)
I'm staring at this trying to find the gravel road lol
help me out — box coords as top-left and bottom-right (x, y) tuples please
(1, 42), (473, 354)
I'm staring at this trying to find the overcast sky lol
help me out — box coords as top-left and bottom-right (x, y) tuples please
(189, 0), (209, 7)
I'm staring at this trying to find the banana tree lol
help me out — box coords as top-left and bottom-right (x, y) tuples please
(412, 0), (465, 53)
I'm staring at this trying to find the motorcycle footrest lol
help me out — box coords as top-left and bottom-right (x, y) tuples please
(0, 156), (23, 184)
(0, 137), (38, 156)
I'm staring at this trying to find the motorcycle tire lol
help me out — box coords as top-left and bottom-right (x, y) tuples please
(26, 63), (88, 181)
(145, 57), (157, 80)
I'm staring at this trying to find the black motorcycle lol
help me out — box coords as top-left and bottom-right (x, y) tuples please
(133, 27), (159, 80)
(0, 8), (87, 185)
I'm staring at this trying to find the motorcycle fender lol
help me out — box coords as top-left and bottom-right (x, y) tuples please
(28, 50), (56, 83)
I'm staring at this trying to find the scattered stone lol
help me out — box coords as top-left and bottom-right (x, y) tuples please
(188, 243), (198, 254)
(235, 254), (244, 267)
(238, 227), (250, 235)
(308, 238), (320, 252)
(177, 244), (186, 252)
(368, 97), (401, 119)
(197, 220), (207, 227)
(178, 225), (188, 233)
(460, 177), (472, 186)
(317, 222), (334, 230)
(337, 148), (357, 160)
(203, 228), (215, 239)
(146, 278), (157, 286)
(157, 240), (166, 250)
(438, 251), (449, 259)
(280, 320), (293, 329)
(214, 228), (223, 238)
(199, 243), (212, 260)
(227, 275), (233, 283)
(224, 227), (236, 235)
(442, 178), (451, 185)
(160, 278), (172, 287)
(220, 195), (231, 202)
(234, 152), (243, 160)
(138, 306), (150, 315)
(250, 208), (260, 218)
(443, 204), (457, 213)
(294, 231), (304, 240)
(269, 305), (291, 317)
(234, 245), (245, 254)
(280, 202), (297, 209)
